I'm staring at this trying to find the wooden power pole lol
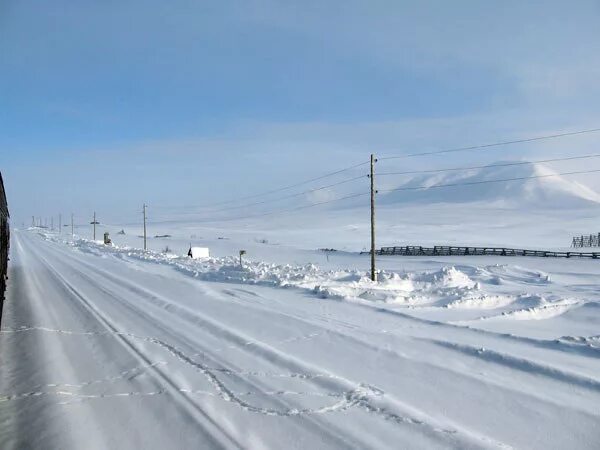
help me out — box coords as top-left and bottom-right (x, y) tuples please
(143, 203), (147, 251)
(92, 212), (97, 240)
(370, 153), (377, 282)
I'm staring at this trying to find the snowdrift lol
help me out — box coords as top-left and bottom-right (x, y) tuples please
(43, 233), (592, 324)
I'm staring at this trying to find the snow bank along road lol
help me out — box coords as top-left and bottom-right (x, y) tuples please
(1, 231), (600, 449)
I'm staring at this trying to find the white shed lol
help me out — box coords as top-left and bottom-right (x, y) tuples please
(188, 247), (210, 259)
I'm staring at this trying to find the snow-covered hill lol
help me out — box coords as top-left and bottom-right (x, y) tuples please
(379, 162), (600, 208)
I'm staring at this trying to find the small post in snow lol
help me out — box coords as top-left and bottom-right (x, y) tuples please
(143, 203), (147, 251)
(90, 212), (99, 240)
(239, 250), (246, 268)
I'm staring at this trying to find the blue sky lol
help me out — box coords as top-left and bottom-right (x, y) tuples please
(2, 0), (600, 225)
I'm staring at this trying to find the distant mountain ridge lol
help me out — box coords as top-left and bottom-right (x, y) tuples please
(379, 162), (600, 208)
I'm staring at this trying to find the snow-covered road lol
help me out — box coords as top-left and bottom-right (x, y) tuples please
(1, 230), (599, 449)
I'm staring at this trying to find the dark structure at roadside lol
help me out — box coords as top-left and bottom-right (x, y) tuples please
(0, 172), (9, 324)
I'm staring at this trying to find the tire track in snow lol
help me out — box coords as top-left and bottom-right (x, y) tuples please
(1, 385), (369, 408)
(24, 232), (513, 448)
(0, 327), (346, 385)
(419, 338), (600, 391)
(0, 323), (511, 448)
(28, 246), (391, 423)
(0, 325), (382, 416)
(0, 359), (168, 392)
(35, 249), (382, 398)
(0, 325), (328, 361)
(67, 237), (519, 448)
(23, 238), (244, 449)
(0, 388), (214, 404)
(188, 331), (327, 359)
(41, 251), (469, 435)
(0, 329), (373, 407)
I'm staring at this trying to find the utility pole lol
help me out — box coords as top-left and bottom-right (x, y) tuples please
(59, 214), (62, 234)
(370, 153), (377, 282)
(92, 212), (97, 240)
(51, 217), (54, 231)
(143, 203), (147, 251)
(71, 213), (74, 238)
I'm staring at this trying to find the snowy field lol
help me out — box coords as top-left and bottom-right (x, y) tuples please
(2, 168), (600, 448)
(1, 210), (600, 448)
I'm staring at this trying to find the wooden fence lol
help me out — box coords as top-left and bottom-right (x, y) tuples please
(572, 233), (600, 248)
(366, 245), (600, 259)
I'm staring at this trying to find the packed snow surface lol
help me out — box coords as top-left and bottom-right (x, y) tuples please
(1, 229), (600, 449)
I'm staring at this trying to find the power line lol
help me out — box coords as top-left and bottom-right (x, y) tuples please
(149, 166), (600, 223)
(379, 127), (600, 161)
(148, 127), (600, 213)
(153, 160), (369, 210)
(380, 168), (600, 193)
(154, 191), (370, 224)
(378, 153), (600, 176)
(239, 191), (369, 219)
(181, 174), (367, 215)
